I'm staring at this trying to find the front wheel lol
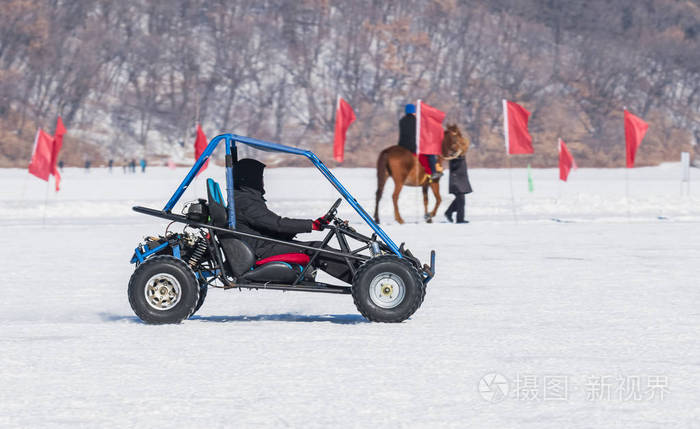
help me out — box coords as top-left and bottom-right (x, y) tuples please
(351, 255), (425, 322)
(128, 255), (199, 324)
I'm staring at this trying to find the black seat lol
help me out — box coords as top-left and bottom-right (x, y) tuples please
(206, 178), (255, 275)
(205, 178), (303, 284)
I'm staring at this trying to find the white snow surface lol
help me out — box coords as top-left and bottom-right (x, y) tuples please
(1, 164), (700, 428)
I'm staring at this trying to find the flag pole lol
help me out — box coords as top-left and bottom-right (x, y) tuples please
(623, 106), (631, 221)
(557, 177), (561, 204)
(556, 138), (561, 203)
(680, 161), (683, 197)
(681, 151), (691, 197)
(625, 165), (631, 221)
(415, 99), (421, 223)
(507, 155), (518, 223)
(42, 180), (50, 226)
(503, 99), (518, 223)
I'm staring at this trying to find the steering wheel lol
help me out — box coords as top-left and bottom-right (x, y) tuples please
(324, 198), (342, 222)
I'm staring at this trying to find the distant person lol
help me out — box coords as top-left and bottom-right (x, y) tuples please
(444, 147), (472, 224)
(58, 160), (64, 171)
(398, 103), (441, 180)
(84, 160), (91, 173)
(108, 159), (114, 173)
(130, 159), (136, 173)
(122, 160), (128, 174)
(140, 158), (147, 173)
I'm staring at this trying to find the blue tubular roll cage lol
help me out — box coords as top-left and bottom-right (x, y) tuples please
(163, 134), (402, 257)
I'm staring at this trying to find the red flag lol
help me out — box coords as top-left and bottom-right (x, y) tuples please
(624, 109), (648, 168)
(194, 124), (209, 174)
(503, 100), (534, 154)
(51, 116), (66, 191)
(28, 129), (54, 181)
(417, 101), (446, 155)
(333, 97), (356, 163)
(558, 138), (577, 182)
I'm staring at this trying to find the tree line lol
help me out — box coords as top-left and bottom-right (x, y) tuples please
(1, 0), (699, 167)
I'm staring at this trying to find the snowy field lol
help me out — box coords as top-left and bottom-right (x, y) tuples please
(1, 163), (700, 428)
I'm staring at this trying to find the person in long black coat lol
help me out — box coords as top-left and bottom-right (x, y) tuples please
(232, 159), (357, 283)
(444, 155), (472, 223)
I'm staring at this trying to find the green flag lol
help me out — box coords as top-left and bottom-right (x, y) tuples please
(527, 163), (534, 192)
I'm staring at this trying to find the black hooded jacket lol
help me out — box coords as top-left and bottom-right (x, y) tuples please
(398, 114), (417, 153)
(233, 159), (313, 257)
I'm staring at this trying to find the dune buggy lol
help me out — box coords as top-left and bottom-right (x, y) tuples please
(127, 134), (435, 323)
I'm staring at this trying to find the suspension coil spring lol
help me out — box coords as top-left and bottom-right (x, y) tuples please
(188, 238), (207, 268)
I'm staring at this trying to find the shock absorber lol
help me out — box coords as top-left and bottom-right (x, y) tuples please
(187, 237), (207, 268)
(370, 241), (381, 256)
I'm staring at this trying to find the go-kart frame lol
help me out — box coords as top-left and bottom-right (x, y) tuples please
(131, 133), (435, 292)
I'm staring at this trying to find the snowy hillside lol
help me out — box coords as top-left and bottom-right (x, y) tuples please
(1, 165), (699, 427)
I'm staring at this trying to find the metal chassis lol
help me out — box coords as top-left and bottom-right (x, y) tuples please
(131, 133), (436, 294)
(131, 207), (390, 294)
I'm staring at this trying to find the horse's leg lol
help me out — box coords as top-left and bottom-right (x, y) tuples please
(374, 174), (388, 225)
(392, 173), (407, 224)
(430, 181), (442, 218)
(422, 184), (432, 223)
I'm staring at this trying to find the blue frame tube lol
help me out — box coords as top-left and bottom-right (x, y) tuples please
(164, 135), (227, 212)
(162, 133), (402, 257)
(225, 137), (236, 228)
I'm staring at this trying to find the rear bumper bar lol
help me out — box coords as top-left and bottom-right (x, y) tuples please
(422, 250), (436, 284)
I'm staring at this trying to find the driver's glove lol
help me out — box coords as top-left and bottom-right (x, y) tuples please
(312, 216), (330, 231)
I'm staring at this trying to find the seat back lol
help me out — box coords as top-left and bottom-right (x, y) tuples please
(205, 178), (255, 275)
(206, 178), (228, 227)
(219, 236), (256, 276)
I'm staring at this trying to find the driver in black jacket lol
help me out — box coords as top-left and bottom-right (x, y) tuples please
(233, 159), (355, 283)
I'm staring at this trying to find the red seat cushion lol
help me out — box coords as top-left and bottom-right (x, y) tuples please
(255, 253), (310, 266)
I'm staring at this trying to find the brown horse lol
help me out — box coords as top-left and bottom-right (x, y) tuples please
(374, 124), (470, 224)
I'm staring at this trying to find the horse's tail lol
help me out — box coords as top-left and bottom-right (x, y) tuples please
(374, 148), (391, 223)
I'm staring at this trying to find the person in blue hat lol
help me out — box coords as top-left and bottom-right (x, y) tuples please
(398, 103), (417, 153)
(398, 103), (442, 180)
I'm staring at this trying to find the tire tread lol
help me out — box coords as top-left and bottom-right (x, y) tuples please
(351, 255), (425, 323)
(128, 255), (199, 324)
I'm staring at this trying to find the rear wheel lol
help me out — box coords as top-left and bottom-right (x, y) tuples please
(351, 255), (425, 322)
(190, 279), (208, 317)
(128, 256), (199, 324)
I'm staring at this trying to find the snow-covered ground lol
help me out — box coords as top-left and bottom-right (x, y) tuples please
(1, 164), (699, 428)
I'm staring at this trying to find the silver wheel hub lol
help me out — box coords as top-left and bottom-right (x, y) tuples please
(369, 272), (406, 309)
(144, 273), (182, 311)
